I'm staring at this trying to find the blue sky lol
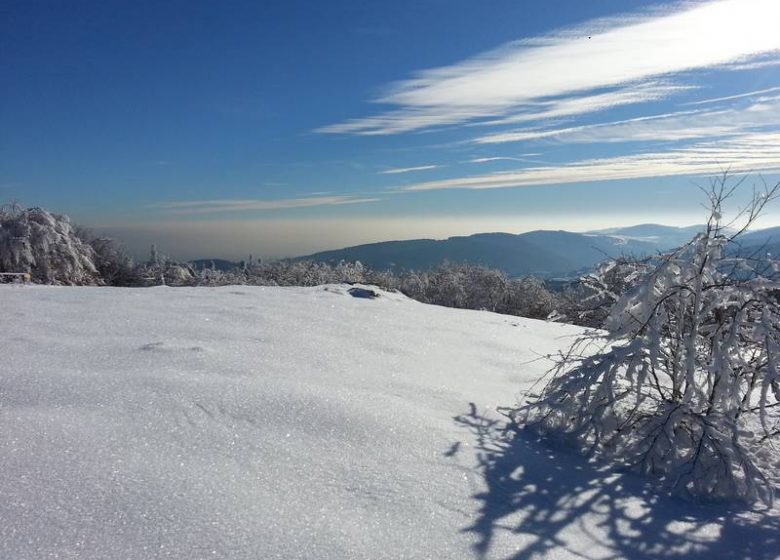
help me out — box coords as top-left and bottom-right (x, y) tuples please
(2, 0), (779, 259)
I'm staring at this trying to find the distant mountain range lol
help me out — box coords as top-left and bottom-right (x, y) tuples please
(189, 224), (780, 279)
(299, 224), (712, 278)
(297, 224), (780, 278)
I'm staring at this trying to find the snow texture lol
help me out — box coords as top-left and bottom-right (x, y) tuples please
(1, 285), (778, 559)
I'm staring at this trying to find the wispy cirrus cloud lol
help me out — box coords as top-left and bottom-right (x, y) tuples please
(468, 157), (534, 163)
(474, 96), (780, 145)
(378, 164), (441, 175)
(467, 156), (548, 165)
(318, 0), (780, 136)
(152, 195), (380, 215)
(471, 81), (693, 128)
(398, 132), (780, 192)
(727, 53), (780, 72)
(681, 86), (780, 106)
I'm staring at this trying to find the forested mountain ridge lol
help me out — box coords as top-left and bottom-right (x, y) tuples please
(300, 228), (686, 277)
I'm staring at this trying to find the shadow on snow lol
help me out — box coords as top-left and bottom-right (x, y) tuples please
(450, 402), (779, 560)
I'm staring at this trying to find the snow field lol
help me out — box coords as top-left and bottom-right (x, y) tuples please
(1, 285), (777, 559)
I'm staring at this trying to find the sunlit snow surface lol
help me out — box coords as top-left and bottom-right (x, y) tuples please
(1, 285), (778, 559)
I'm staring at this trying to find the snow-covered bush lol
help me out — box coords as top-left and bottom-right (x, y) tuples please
(396, 270), (428, 300)
(0, 204), (101, 285)
(74, 227), (142, 286)
(462, 265), (511, 312)
(423, 263), (469, 308)
(559, 257), (656, 327)
(136, 261), (197, 286)
(194, 265), (250, 286)
(363, 267), (402, 292)
(507, 276), (559, 319)
(388, 262), (564, 317)
(126, 244), (196, 286)
(203, 258), (564, 319)
(247, 259), (345, 286)
(515, 177), (780, 505)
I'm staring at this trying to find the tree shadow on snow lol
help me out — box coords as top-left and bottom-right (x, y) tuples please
(451, 403), (780, 560)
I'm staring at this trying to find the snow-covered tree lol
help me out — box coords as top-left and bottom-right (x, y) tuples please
(515, 176), (780, 505)
(0, 204), (101, 285)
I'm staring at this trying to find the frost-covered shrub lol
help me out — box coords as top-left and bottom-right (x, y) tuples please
(507, 276), (559, 319)
(364, 268), (401, 291)
(194, 265), (251, 286)
(135, 261), (197, 286)
(0, 204), (101, 285)
(188, 258), (563, 319)
(121, 243), (197, 286)
(559, 257), (656, 327)
(515, 178), (780, 505)
(74, 227), (142, 286)
(424, 263), (469, 308)
(462, 265), (511, 312)
(384, 263), (563, 317)
(247, 260), (345, 286)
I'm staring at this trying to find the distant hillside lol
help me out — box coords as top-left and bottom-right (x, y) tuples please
(300, 230), (674, 277)
(737, 226), (780, 247)
(732, 226), (780, 257)
(588, 224), (706, 248)
(595, 224), (780, 259)
(186, 223), (779, 278)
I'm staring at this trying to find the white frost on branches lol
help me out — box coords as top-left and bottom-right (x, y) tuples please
(0, 204), (101, 285)
(517, 177), (780, 505)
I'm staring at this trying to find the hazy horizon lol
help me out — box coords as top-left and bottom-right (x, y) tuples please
(94, 212), (780, 262)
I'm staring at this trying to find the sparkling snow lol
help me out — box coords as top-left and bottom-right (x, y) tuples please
(1, 285), (777, 559)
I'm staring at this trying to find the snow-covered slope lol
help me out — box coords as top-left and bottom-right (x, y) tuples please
(2, 285), (777, 559)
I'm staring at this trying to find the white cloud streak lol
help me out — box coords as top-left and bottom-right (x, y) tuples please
(318, 0), (780, 136)
(399, 132), (780, 192)
(467, 156), (546, 164)
(727, 55), (780, 71)
(469, 157), (530, 163)
(378, 165), (440, 175)
(152, 195), (380, 215)
(474, 96), (780, 144)
(472, 82), (693, 127)
(681, 86), (780, 106)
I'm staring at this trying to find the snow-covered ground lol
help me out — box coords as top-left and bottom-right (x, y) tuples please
(1, 285), (778, 560)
